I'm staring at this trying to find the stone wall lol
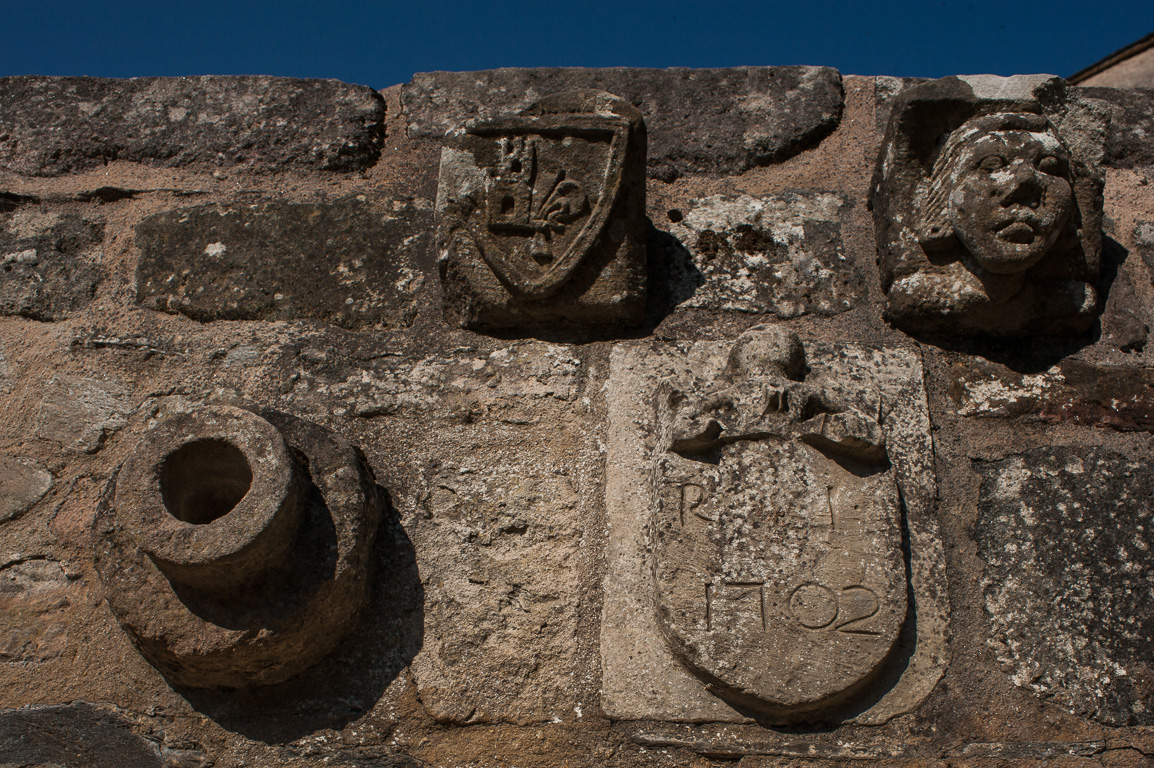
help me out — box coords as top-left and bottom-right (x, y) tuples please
(0, 68), (1152, 767)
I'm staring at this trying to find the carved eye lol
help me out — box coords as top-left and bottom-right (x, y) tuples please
(1037, 155), (1064, 174)
(978, 154), (1006, 171)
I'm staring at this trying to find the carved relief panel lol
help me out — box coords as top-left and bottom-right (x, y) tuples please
(602, 327), (948, 724)
(871, 75), (1107, 337)
(653, 330), (905, 719)
(435, 90), (647, 331)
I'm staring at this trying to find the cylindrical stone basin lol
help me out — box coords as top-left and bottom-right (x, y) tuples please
(94, 404), (381, 688)
(113, 405), (304, 590)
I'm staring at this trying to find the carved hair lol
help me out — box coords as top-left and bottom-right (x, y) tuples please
(915, 112), (1076, 252)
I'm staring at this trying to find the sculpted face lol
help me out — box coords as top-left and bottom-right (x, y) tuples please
(942, 122), (1074, 274)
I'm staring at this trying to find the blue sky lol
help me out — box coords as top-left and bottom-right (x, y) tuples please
(1, 1), (1149, 88)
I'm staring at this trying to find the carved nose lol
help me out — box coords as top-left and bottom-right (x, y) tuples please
(1001, 163), (1043, 209)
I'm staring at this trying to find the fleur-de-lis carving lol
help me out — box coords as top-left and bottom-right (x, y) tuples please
(486, 135), (589, 238)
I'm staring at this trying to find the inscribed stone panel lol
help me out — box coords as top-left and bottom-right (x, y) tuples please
(601, 330), (946, 724)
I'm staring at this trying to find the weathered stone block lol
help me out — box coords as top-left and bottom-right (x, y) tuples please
(436, 91), (646, 331)
(290, 342), (583, 421)
(405, 67), (843, 180)
(1081, 87), (1154, 169)
(871, 75), (1107, 337)
(409, 466), (583, 724)
(0, 702), (178, 768)
(602, 329), (947, 724)
(0, 559), (78, 664)
(286, 341), (592, 724)
(136, 197), (430, 330)
(1134, 219), (1154, 278)
(0, 456), (52, 523)
(0, 342), (9, 393)
(0, 208), (102, 320)
(0, 76), (384, 176)
(976, 446), (1154, 725)
(663, 193), (858, 316)
(327, 342), (594, 724)
(36, 375), (131, 454)
(948, 357), (1154, 430)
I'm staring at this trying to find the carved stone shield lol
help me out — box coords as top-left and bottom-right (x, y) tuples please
(651, 328), (907, 721)
(468, 113), (629, 299)
(436, 90), (646, 330)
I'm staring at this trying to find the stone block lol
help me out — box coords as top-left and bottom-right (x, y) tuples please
(1133, 219), (1154, 278)
(976, 446), (1154, 725)
(948, 357), (1154, 430)
(408, 466), (583, 724)
(309, 343), (583, 421)
(602, 329), (947, 724)
(0, 559), (78, 664)
(0, 76), (384, 176)
(662, 192), (858, 316)
(36, 376), (131, 454)
(293, 341), (594, 724)
(0, 342), (10, 393)
(136, 197), (430, 330)
(871, 75), (1107, 338)
(405, 67), (843, 180)
(0, 456), (52, 523)
(0, 208), (102, 321)
(435, 90), (647, 331)
(0, 702), (179, 768)
(1081, 87), (1154, 169)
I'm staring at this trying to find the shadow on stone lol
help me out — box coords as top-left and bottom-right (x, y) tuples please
(0, 702), (175, 768)
(468, 219), (703, 344)
(175, 486), (424, 742)
(0, 191), (38, 213)
(169, 473), (340, 631)
(895, 235), (1130, 373)
(646, 221), (704, 327)
(1097, 233), (1147, 353)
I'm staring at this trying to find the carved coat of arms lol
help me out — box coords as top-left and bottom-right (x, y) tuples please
(651, 326), (907, 720)
(435, 90), (647, 330)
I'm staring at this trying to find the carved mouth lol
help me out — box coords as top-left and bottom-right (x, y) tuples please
(996, 221), (1036, 244)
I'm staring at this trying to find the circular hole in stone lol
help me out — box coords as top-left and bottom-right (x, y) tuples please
(667, 208), (684, 223)
(159, 439), (253, 525)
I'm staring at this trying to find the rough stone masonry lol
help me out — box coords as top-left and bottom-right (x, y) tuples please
(0, 67), (1152, 768)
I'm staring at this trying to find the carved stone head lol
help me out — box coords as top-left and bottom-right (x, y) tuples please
(871, 76), (1107, 338)
(918, 112), (1077, 275)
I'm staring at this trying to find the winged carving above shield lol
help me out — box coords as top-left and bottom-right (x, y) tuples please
(436, 90), (647, 330)
(651, 326), (908, 722)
